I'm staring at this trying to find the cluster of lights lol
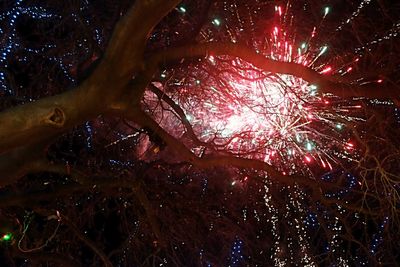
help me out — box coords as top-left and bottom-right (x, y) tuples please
(263, 181), (287, 266)
(395, 107), (400, 124)
(370, 216), (389, 254)
(0, 0), (60, 94)
(228, 238), (244, 267)
(0, 0), (106, 152)
(0, 0), (106, 96)
(336, 0), (372, 31)
(322, 172), (359, 198)
(355, 21), (400, 54)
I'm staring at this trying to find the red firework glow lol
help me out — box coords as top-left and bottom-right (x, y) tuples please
(147, 4), (362, 174)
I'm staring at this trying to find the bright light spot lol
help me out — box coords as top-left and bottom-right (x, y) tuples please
(301, 43), (307, 49)
(336, 124), (343, 130)
(179, 6), (186, 13)
(306, 142), (313, 151)
(346, 142), (354, 150)
(320, 66), (332, 74)
(305, 156), (312, 163)
(320, 46), (328, 55)
(278, 6), (282, 16)
(311, 26), (316, 37)
(186, 114), (193, 122)
(324, 7), (330, 16)
(208, 55), (216, 64)
(1, 233), (12, 242)
(212, 18), (221, 26)
(309, 84), (318, 96)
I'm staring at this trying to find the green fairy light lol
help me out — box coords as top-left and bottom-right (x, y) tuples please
(1, 233), (12, 242)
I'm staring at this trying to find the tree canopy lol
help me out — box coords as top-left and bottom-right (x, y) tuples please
(0, 0), (399, 266)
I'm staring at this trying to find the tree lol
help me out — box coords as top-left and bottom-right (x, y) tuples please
(0, 0), (399, 266)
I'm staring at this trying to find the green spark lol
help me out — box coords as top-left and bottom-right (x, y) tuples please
(212, 18), (221, 26)
(320, 45), (328, 55)
(324, 7), (330, 16)
(306, 142), (313, 151)
(1, 233), (12, 242)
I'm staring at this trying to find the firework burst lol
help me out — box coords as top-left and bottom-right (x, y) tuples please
(157, 5), (363, 174)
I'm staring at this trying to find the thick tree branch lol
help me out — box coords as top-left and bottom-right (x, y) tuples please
(126, 108), (329, 193)
(103, 0), (181, 79)
(0, 89), (102, 153)
(147, 42), (399, 99)
(148, 83), (207, 146)
(0, 0), (181, 186)
(0, 0), (181, 154)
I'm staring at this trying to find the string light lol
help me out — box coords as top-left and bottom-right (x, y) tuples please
(1, 233), (12, 242)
